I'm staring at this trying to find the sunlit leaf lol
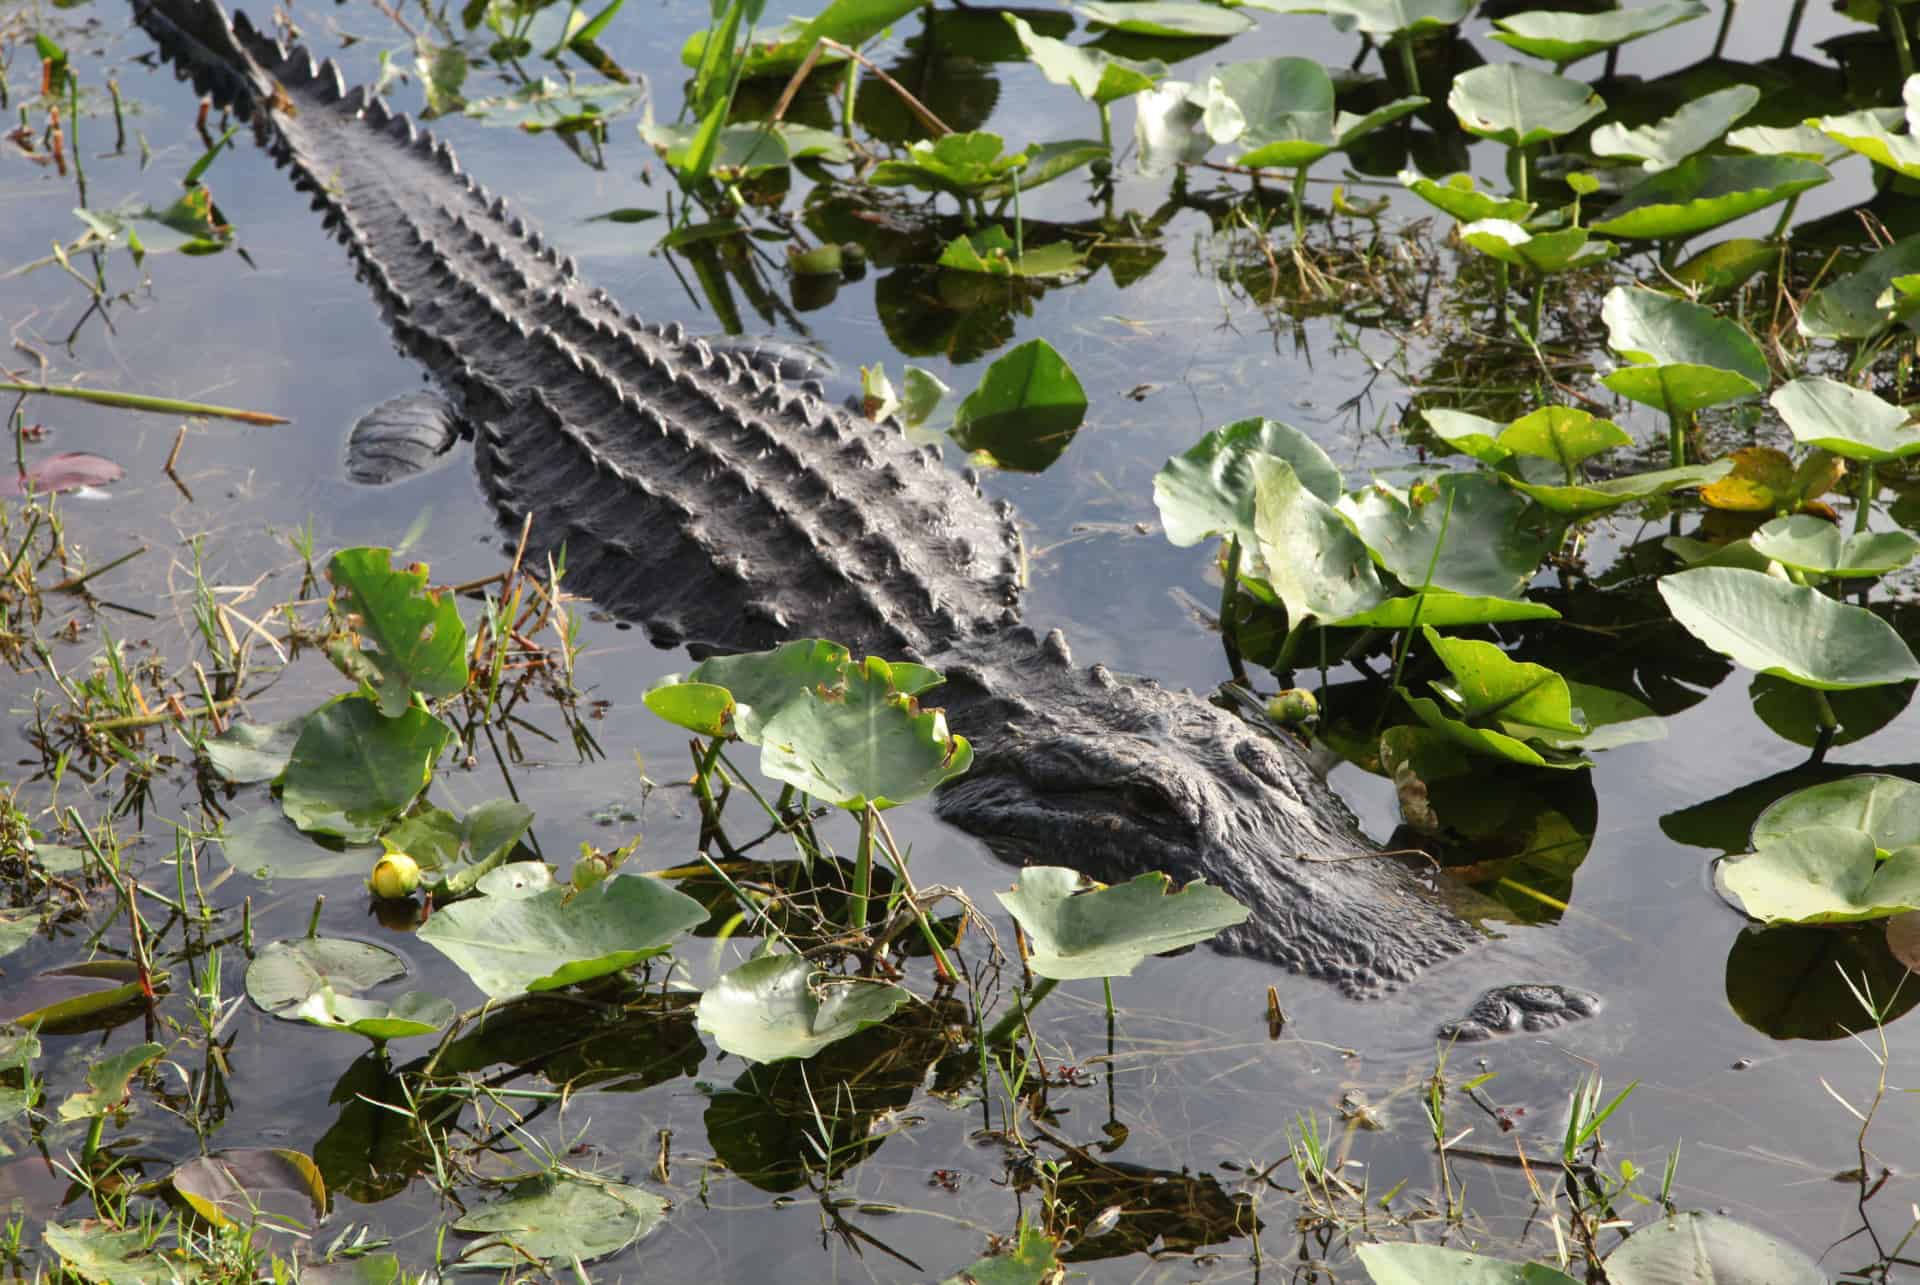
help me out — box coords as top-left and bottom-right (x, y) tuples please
(1721, 828), (1920, 924)
(1504, 461), (1731, 516)
(1006, 15), (1165, 105)
(1357, 1241), (1579, 1284)
(453, 1176), (667, 1268)
(1603, 1213), (1824, 1285)
(696, 953), (911, 1061)
(1749, 514), (1920, 577)
(1154, 417), (1344, 584)
(1800, 234), (1920, 340)
(56, 1042), (163, 1122)
(1770, 376), (1920, 463)
(995, 866), (1250, 979)
(170, 1149), (327, 1229)
(1447, 63), (1605, 147)
(1338, 472), (1557, 599)
(293, 986), (456, 1041)
(1326, 592), (1560, 628)
(1461, 220), (1617, 274)
(1751, 773), (1920, 852)
(245, 938), (408, 1016)
(1488, 2), (1707, 64)
(1398, 170), (1535, 223)
(278, 697), (453, 844)
(1590, 155), (1828, 240)
(952, 337), (1088, 470)
(204, 716), (305, 784)
(324, 548), (470, 717)
(1658, 567), (1920, 690)
(1813, 105), (1920, 180)
(1599, 286), (1767, 414)
(1251, 455), (1386, 626)
(1240, 0), (1471, 39)
(1591, 84), (1759, 171)
(381, 799), (535, 896)
(1075, 0), (1252, 36)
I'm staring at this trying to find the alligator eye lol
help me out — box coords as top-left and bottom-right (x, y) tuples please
(1235, 738), (1292, 791)
(1125, 783), (1180, 822)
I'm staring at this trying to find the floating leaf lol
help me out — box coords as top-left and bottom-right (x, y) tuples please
(381, 799), (534, 895)
(1504, 461), (1731, 516)
(418, 864), (707, 998)
(1800, 234), (1920, 340)
(1603, 1211), (1825, 1285)
(939, 1218), (1058, 1285)
(1397, 170), (1534, 223)
(42, 1223), (183, 1285)
(1420, 626), (1585, 739)
(1591, 84), (1759, 171)
(1135, 80), (1214, 176)
(294, 987), (456, 1041)
(453, 1176), (667, 1268)
(1770, 377), (1920, 463)
(1075, 0), (1252, 37)
(869, 132), (1026, 197)
(279, 697), (453, 844)
(696, 953), (911, 1061)
(995, 866), (1250, 980)
(1251, 455), (1385, 626)
(937, 228), (1088, 280)
(204, 716), (305, 784)
(1154, 417), (1344, 583)
(1461, 220), (1616, 274)
(217, 809), (378, 881)
(1447, 64), (1605, 147)
(56, 1041), (164, 1122)
(1488, 2), (1706, 64)
(0, 452), (123, 497)
(1006, 15), (1164, 104)
(1658, 567), (1920, 690)
(1599, 286), (1767, 414)
(952, 337), (1088, 472)
(1721, 831), (1920, 926)
(1339, 472), (1556, 599)
(1751, 773), (1920, 852)
(1672, 236), (1777, 298)
(1749, 515), (1920, 578)
(1326, 592), (1560, 629)
(325, 548), (469, 717)
(11, 961), (161, 1034)
(1422, 408), (1510, 465)
(170, 1149), (327, 1229)
(245, 938), (408, 1016)
(1356, 1241), (1579, 1285)
(1590, 155), (1828, 240)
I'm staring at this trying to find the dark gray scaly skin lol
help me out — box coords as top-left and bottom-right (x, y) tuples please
(1437, 984), (1602, 1042)
(131, 0), (1503, 1000)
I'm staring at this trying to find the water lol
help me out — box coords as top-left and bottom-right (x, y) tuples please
(2, 0), (1918, 1278)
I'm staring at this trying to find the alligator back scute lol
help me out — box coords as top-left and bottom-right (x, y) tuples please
(136, 0), (1023, 659)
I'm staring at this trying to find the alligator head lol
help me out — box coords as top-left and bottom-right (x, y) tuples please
(932, 631), (1487, 997)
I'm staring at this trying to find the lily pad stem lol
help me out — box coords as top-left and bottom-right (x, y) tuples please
(873, 811), (955, 981)
(849, 805), (875, 932)
(1098, 101), (1112, 155)
(1888, 1), (1916, 82)
(1220, 535), (1249, 686)
(1393, 35), (1419, 98)
(984, 976), (1058, 1046)
(1290, 165), (1309, 243)
(1768, 193), (1802, 242)
(1855, 460), (1877, 536)
(1666, 409), (1688, 469)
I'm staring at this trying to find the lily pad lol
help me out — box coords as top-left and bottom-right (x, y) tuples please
(995, 866), (1250, 980)
(453, 1176), (667, 1269)
(952, 337), (1088, 473)
(1006, 15), (1165, 105)
(1251, 455), (1385, 626)
(1800, 234), (1920, 340)
(869, 132), (1027, 198)
(1770, 377), (1920, 463)
(1356, 1241), (1579, 1285)
(1447, 63), (1605, 147)
(1326, 592), (1560, 629)
(279, 697), (453, 844)
(293, 987), (456, 1041)
(938, 229), (1088, 281)
(419, 864), (708, 998)
(1338, 472), (1556, 599)
(1590, 84), (1759, 171)
(1398, 170), (1535, 223)
(1243, 0), (1471, 39)
(1749, 514), (1920, 578)
(1134, 80), (1215, 176)
(1752, 773), (1920, 852)
(1814, 105), (1920, 181)
(381, 799), (535, 896)
(217, 809), (379, 882)
(56, 1041), (164, 1122)
(204, 716), (306, 784)
(1201, 57), (1423, 168)
(1658, 567), (1920, 690)
(696, 953), (911, 1062)
(170, 1149), (327, 1229)
(1504, 461), (1731, 516)
(1075, 0), (1252, 37)
(678, 0), (921, 76)
(244, 937), (408, 1016)
(1598, 286), (1767, 414)
(1154, 416), (1344, 581)
(1603, 1211), (1824, 1285)
(1590, 154), (1828, 240)
(325, 548), (469, 717)
(1460, 220), (1616, 274)
(1420, 626), (1585, 737)
(1488, 2), (1706, 65)
(1698, 445), (1839, 514)
(41, 1223), (185, 1285)
(1721, 828), (1920, 924)
(939, 1218), (1057, 1285)
(1423, 408), (1510, 464)
(1498, 409), (1640, 468)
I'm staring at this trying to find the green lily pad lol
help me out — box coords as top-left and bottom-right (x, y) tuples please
(1672, 237), (1778, 297)
(1006, 15), (1165, 105)
(1422, 626), (1586, 737)
(1488, 2), (1706, 64)
(1752, 773), (1920, 852)
(293, 986), (456, 1041)
(1447, 63), (1605, 147)
(1338, 472), (1556, 599)
(679, 0), (921, 75)
(869, 132), (1026, 197)
(696, 953), (911, 1062)
(279, 697), (453, 844)
(324, 548), (469, 717)
(1590, 154), (1828, 240)
(1201, 57), (1423, 168)
(1749, 515), (1920, 577)
(1154, 416), (1344, 581)
(1422, 408), (1510, 464)
(1326, 591), (1560, 629)
(1727, 122), (1847, 161)
(1504, 461), (1731, 516)
(1599, 286), (1768, 414)
(1497, 406), (1631, 470)
(1397, 170), (1535, 224)
(1814, 105), (1920, 181)
(1400, 693), (1584, 767)
(204, 716), (306, 784)
(56, 1041), (164, 1122)
(1720, 828), (1920, 924)
(42, 1223), (186, 1285)
(1602, 1211), (1824, 1285)
(1770, 376), (1920, 463)
(939, 1218), (1057, 1285)
(996, 866), (1249, 980)
(1251, 455), (1386, 626)
(1357, 1242), (1579, 1285)
(244, 937), (408, 1016)
(938, 234), (1089, 285)
(1800, 233), (1920, 340)
(1461, 220), (1617, 274)
(1075, 0), (1252, 37)
(952, 337), (1089, 472)
(453, 1176), (667, 1269)
(1591, 84), (1759, 171)
(978, 139), (1109, 201)
(419, 864), (708, 999)
(217, 808), (378, 881)
(1658, 567), (1920, 691)
(381, 799), (535, 896)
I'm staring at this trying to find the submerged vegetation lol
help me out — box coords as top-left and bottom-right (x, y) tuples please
(6, 0), (1920, 1279)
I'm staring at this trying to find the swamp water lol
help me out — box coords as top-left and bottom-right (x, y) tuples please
(1, 0), (1919, 1279)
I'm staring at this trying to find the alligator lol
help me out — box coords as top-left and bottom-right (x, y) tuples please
(127, 0), (1591, 1010)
